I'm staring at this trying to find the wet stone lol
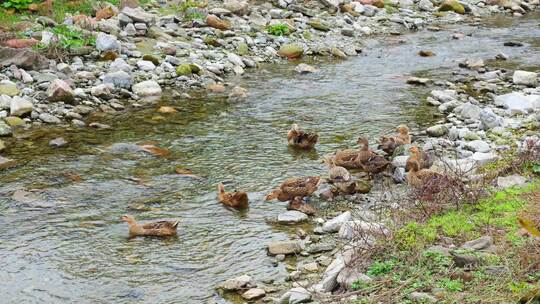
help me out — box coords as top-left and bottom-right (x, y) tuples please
(49, 137), (68, 148)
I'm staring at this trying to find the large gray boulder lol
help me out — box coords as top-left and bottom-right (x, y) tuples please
(96, 33), (120, 51)
(10, 96), (33, 116)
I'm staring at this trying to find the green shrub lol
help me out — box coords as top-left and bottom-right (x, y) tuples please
(2, 0), (33, 10)
(50, 25), (95, 49)
(367, 260), (395, 276)
(267, 23), (291, 36)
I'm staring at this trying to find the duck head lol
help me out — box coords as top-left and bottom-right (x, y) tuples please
(265, 189), (281, 201)
(357, 136), (369, 149)
(396, 125), (410, 135)
(120, 214), (136, 224)
(408, 146), (420, 155)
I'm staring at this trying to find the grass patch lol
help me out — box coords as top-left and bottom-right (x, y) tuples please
(267, 23), (291, 36)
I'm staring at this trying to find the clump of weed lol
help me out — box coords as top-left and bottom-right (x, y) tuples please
(267, 23), (291, 36)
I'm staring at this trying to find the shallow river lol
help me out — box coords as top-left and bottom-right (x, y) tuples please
(1, 13), (539, 303)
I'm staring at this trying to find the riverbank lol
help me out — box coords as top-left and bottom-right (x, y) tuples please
(0, 1), (539, 303)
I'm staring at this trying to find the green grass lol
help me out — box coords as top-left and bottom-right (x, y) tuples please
(267, 23), (291, 36)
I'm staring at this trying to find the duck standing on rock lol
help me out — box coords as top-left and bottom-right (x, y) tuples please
(287, 123), (319, 149)
(334, 137), (375, 169)
(325, 156), (356, 194)
(406, 146), (434, 171)
(265, 176), (321, 201)
(359, 154), (391, 180)
(378, 125), (412, 155)
(121, 215), (179, 237)
(217, 183), (249, 210)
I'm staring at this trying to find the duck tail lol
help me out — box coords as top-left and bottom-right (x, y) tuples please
(218, 183), (225, 194)
(172, 221), (180, 229)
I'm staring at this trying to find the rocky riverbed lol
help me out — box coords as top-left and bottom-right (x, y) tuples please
(0, 0), (539, 303)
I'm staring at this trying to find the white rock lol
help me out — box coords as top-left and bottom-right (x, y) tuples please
(137, 60), (156, 71)
(96, 32), (120, 51)
(278, 211), (308, 224)
(471, 152), (498, 165)
(479, 108), (504, 130)
(267, 240), (302, 255)
(338, 220), (388, 239)
(322, 211), (351, 233)
(10, 96), (33, 117)
(392, 155), (409, 168)
(242, 288), (265, 300)
(337, 266), (372, 290)
(313, 255), (345, 293)
(227, 52), (245, 67)
(431, 89), (458, 103)
(497, 174), (527, 188)
(494, 92), (540, 114)
(464, 140), (491, 153)
(0, 95), (11, 110)
(418, 0), (434, 11)
(512, 70), (538, 86)
(219, 274), (251, 291)
(132, 80), (162, 97)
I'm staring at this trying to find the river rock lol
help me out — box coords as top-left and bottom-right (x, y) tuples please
(439, 0), (465, 13)
(461, 235), (492, 251)
(91, 84), (114, 98)
(464, 140), (490, 153)
(471, 152), (498, 165)
(512, 70), (538, 86)
(206, 14), (230, 30)
(132, 80), (162, 97)
(10, 96), (32, 117)
(418, 0), (434, 10)
(338, 220), (388, 239)
(136, 60), (155, 71)
(409, 292), (438, 303)
(497, 174), (527, 188)
(0, 156), (16, 170)
(223, 0), (249, 15)
(494, 92), (540, 114)
(0, 47), (48, 70)
(47, 79), (74, 103)
(219, 274), (251, 291)
(49, 137), (68, 148)
(0, 139), (4, 151)
(431, 89), (457, 103)
(313, 255), (345, 293)
(0, 120), (12, 136)
(267, 240), (302, 255)
(96, 33), (120, 51)
(392, 155), (409, 168)
(279, 287), (311, 304)
(337, 266), (372, 290)
(110, 58), (131, 72)
(39, 113), (61, 124)
(0, 80), (19, 97)
(479, 108), (504, 129)
(228, 86), (248, 101)
(0, 95), (10, 110)
(426, 124), (448, 137)
(103, 71), (133, 89)
(278, 210), (308, 224)
(242, 288), (265, 300)
(278, 43), (304, 59)
(4, 116), (24, 126)
(322, 211), (351, 233)
(455, 102), (481, 120)
(121, 6), (154, 24)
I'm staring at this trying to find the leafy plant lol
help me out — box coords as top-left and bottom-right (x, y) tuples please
(184, 10), (204, 21)
(436, 278), (463, 292)
(179, 0), (205, 11)
(2, 0), (33, 10)
(50, 24), (95, 49)
(367, 260), (395, 276)
(351, 279), (371, 290)
(267, 23), (291, 36)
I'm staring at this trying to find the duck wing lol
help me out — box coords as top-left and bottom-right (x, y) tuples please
(329, 166), (351, 182)
(281, 176), (320, 196)
(142, 220), (179, 230)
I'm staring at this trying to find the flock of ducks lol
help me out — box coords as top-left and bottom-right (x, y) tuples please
(122, 123), (444, 237)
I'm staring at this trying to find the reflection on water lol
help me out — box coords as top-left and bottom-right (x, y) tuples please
(1, 13), (540, 303)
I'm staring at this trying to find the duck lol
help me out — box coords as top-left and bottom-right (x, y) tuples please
(325, 156), (351, 183)
(378, 125), (412, 155)
(287, 123), (318, 149)
(406, 160), (444, 188)
(120, 215), (179, 237)
(287, 197), (316, 215)
(217, 183), (249, 209)
(405, 146), (434, 172)
(334, 137), (376, 169)
(359, 154), (391, 179)
(265, 176), (321, 201)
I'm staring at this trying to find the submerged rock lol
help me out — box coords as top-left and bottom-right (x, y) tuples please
(267, 240), (302, 255)
(0, 120), (12, 136)
(0, 156), (16, 170)
(277, 210), (308, 224)
(218, 274), (251, 291)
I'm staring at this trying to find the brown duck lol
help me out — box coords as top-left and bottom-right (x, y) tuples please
(405, 146), (434, 172)
(121, 215), (179, 237)
(406, 160), (444, 187)
(378, 125), (412, 155)
(359, 154), (390, 179)
(217, 183), (249, 209)
(265, 176), (321, 201)
(287, 123), (318, 149)
(334, 137), (376, 169)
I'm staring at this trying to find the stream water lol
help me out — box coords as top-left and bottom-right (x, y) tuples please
(1, 13), (539, 304)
